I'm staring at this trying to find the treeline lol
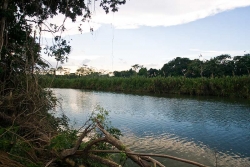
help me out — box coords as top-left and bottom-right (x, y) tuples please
(41, 75), (250, 99)
(114, 54), (250, 78)
(40, 54), (250, 99)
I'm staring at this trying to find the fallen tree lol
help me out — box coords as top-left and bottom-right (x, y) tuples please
(43, 109), (208, 167)
(0, 88), (208, 167)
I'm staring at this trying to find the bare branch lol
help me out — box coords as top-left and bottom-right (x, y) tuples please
(60, 124), (94, 158)
(96, 121), (151, 167)
(88, 154), (121, 167)
(141, 156), (165, 167)
(89, 150), (208, 167)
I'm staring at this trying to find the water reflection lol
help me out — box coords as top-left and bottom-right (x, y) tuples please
(121, 132), (250, 167)
(51, 88), (250, 167)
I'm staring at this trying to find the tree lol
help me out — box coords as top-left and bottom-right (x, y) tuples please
(76, 66), (95, 76)
(148, 68), (159, 77)
(113, 68), (136, 77)
(0, 0), (127, 166)
(233, 54), (250, 76)
(132, 64), (143, 72)
(161, 57), (191, 77)
(214, 54), (233, 76)
(187, 59), (204, 78)
(202, 54), (233, 77)
(138, 67), (148, 77)
(0, 0), (126, 63)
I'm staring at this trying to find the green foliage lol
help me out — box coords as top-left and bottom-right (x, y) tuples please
(49, 130), (78, 152)
(161, 57), (191, 77)
(76, 106), (123, 167)
(90, 105), (110, 124)
(42, 75), (250, 99)
(0, 127), (43, 167)
(44, 36), (71, 63)
(138, 67), (148, 77)
(90, 105), (122, 139)
(0, 127), (18, 152)
(119, 152), (127, 165)
(106, 127), (123, 140)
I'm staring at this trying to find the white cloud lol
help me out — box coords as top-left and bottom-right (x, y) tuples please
(91, 0), (250, 29)
(36, 0), (250, 36)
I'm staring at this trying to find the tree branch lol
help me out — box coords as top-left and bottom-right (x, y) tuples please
(88, 154), (121, 167)
(47, 120), (208, 167)
(96, 121), (151, 167)
(60, 124), (94, 158)
(89, 150), (208, 167)
(141, 156), (165, 167)
(0, 0), (8, 60)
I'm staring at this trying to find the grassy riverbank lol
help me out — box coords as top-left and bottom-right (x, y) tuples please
(40, 75), (250, 99)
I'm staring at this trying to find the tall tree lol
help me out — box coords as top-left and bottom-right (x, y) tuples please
(203, 54), (232, 77)
(161, 57), (191, 77)
(0, 0), (126, 63)
(187, 59), (203, 78)
(138, 67), (147, 77)
(0, 1), (127, 166)
(234, 54), (250, 76)
(132, 64), (141, 72)
(148, 68), (159, 77)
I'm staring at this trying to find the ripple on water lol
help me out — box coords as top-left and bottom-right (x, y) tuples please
(120, 130), (250, 167)
(51, 89), (250, 167)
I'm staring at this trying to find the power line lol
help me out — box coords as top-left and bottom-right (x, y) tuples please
(111, 13), (115, 71)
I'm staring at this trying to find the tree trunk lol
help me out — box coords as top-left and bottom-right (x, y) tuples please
(0, 0), (8, 60)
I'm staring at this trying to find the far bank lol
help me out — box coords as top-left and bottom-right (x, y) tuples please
(40, 75), (250, 99)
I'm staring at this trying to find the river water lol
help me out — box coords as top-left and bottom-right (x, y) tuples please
(51, 88), (250, 167)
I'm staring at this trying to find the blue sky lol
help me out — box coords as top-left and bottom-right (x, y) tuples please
(42, 0), (250, 73)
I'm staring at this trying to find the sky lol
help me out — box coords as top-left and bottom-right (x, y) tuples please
(41, 0), (250, 73)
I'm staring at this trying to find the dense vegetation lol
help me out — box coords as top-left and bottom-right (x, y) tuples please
(43, 54), (250, 99)
(41, 75), (250, 99)
(112, 54), (250, 78)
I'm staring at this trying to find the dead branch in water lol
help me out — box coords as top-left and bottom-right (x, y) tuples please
(49, 120), (209, 167)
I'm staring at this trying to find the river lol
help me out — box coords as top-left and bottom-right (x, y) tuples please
(51, 88), (250, 167)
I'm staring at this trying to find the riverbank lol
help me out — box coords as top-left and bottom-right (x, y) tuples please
(51, 88), (250, 167)
(40, 76), (250, 99)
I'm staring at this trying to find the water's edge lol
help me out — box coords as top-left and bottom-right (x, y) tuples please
(51, 88), (250, 167)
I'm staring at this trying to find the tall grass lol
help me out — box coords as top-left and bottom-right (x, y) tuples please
(40, 75), (250, 99)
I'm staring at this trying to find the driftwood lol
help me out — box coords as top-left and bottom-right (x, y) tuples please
(45, 120), (209, 167)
